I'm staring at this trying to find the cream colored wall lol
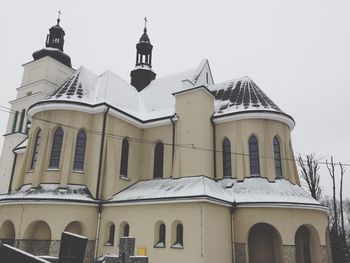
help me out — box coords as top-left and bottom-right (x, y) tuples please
(99, 202), (232, 263)
(216, 119), (299, 184)
(0, 203), (97, 240)
(232, 206), (328, 246)
(174, 89), (214, 178)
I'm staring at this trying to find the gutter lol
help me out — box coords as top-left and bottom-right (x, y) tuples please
(230, 202), (237, 263)
(210, 114), (217, 180)
(170, 114), (178, 178)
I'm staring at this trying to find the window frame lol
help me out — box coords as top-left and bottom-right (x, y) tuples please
(153, 141), (164, 179)
(249, 135), (260, 176)
(120, 137), (129, 178)
(73, 129), (87, 172)
(273, 136), (283, 178)
(30, 129), (42, 170)
(49, 127), (64, 169)
(222, 138), (232, 178)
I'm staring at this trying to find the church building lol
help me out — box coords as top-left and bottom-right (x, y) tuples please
(0, 17), (332, 263)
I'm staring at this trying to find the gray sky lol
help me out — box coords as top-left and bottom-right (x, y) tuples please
(0, 0), (349, 197)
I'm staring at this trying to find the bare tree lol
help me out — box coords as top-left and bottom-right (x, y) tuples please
(327, 157), (338, 233)
(339, 162), (346, 238)
(297, 154), (321, 200)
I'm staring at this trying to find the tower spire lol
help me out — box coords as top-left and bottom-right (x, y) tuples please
(130, 18), (156, 92)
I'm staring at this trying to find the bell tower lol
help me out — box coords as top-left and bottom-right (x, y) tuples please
(130, 18), (156, 92)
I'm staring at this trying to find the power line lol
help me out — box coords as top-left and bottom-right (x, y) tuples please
(0, 105), (349, 167)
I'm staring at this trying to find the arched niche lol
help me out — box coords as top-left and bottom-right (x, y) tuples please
(295, 225), (322, 263)
(248, 223), (282, 263)
(23, 220), (51, 240)
(0, 220), (15, 246)
(64, 221), (83, 236)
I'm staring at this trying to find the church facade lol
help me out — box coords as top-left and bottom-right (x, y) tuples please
(0, 18), (332, 263)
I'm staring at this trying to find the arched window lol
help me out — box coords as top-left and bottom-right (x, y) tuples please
(49, 127), (63, 168)
(273, 137), (282, 178)
(222, 138), (232, 178)
(18, 109), (25, 133)
(173, 224), (183, 247)
(106, 224), (115, 245)
(153, 142), (164, 179)
(123, 224), (130, 237)
(30, 129), (41, 170)
(155, 223), (166, 248)
(73, 130), (86, 171)
(120, 138), (129, 177)
(249, 135), (260, 175)
(12, 111), (19, 133)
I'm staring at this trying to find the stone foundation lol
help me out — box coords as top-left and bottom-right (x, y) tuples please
(282, 245), (296, 263)
(234, 242), (247, 263)
(320, 245), (328, 263)
(15, 239), (95, 263)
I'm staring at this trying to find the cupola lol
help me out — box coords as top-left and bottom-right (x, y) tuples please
(130, 18), (156, 92)
(32, 13), (72, 68)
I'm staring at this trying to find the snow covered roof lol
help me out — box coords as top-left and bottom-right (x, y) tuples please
(30, 59), (293, 126)
(0, 184), (95, 203)
(109, 176), (322, 208)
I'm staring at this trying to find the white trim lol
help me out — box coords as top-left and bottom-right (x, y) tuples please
(0, 200), (97, 206)
(214, 111), (295, 130)
(173, 85), (215, 99)
(28, 103), (173, 129)
(237, 202), (329, 212)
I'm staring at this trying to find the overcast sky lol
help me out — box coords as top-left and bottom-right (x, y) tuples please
(0, 0), (349, 197)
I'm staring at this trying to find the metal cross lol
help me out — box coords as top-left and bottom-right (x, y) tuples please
(144, 16), (148, 28)
(58, 9), (62, 20)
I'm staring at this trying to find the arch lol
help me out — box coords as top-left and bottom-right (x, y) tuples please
(273, 136), (283, 178)
(18, 109), (25, 133)
(119, 222), (130, 240)
(23, 220), (51, 240)
(120, 137), (129, 178)
(153, 141), (164, 179)
(104, 222), (115, 246)
(249, 135), (260, 175)
(248, 223), (282, 263)
(49, 127), (64, 168)
(64, 221), (83, 235)
(154, 221), (166, 248)
(171, 220), (183, 248)
(12, 111), (19, 133)
(222, 137), (232, 178)
(0, 220), (15, 246)
(295, 225), (322, 263)
(30, 129), (42, 170)
(73, 129), (87, 171)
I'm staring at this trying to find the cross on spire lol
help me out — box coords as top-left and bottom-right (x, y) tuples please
(144, 16), (148, 28)
(57, 9), (62, 25)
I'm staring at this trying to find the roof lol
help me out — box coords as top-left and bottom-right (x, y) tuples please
(109, 176), (322, 208)
(0, 184), (95, 203)
(30, 59), (293, 126)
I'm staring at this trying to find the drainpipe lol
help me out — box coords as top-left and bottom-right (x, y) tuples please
(170, 114), (178, 178)
(230, 202), (237, 263)
(94, 105), (110, 260)
(210, 114), (217, 180)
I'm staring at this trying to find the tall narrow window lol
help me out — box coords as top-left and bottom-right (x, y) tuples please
(12, 111), (19, 133)
(49, 127), (63, 168)
(30, 129), (41, 170)
(18, 109), (25, 133)
(153, 142), (164, 179)
(273, 137), (282, 178)
(173, 224), (183, 247)
(107, 224), (115, 245)
(155, 223), (166, 248)
(73, 130), (86, 171)
(120, 138), (129, 177)
(222, 138), (232, 178)
(249, 135), (260, 175)
(123, 224), (130, 237)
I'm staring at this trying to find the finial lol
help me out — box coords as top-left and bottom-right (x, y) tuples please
(57, 9), (62, 25)
(144, 16), (148, 31)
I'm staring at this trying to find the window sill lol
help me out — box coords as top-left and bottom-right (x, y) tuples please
(46, 168), (60, 171)
(154, 242), (165, 248)
(26, 170), (34, 173)
(104, 242), (114, 246)
(171, 243), (184, 249)
(250, 174), (261, 177)
(72, 170), (84, 174)
(119, 176), (130, 181)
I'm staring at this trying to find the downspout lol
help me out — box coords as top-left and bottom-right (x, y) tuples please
(8, 150), (18, 194)
(170, 113), (178, 178)
(210, 114), (217, 180)
(94, 105), (110, 260)
(230, 202), (237, 263)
